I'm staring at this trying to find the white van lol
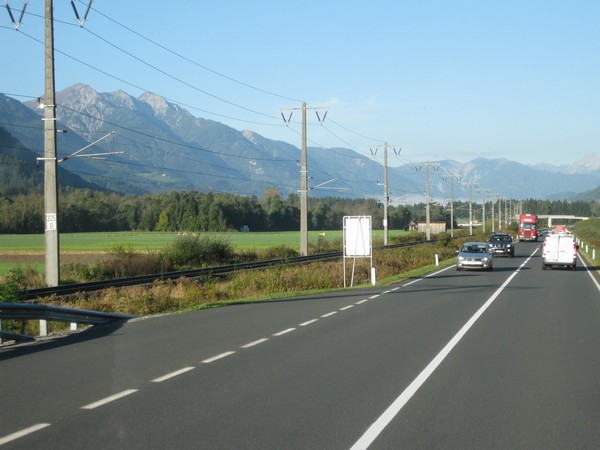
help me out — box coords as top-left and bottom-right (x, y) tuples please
(542, 233), (577, 270)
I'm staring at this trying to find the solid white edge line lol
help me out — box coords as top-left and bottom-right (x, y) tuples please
(273, 328), (296, 336)
(350, 250), (537, 450)
(0, 423), (51, 446)
(321, 311), (338, 318)
(299, 319), (319, 326)
(81, 389), (139, 410)
(340, 305), (354, 311)
(151, 366), (195, 383)
(242, 338), (269, 348)
(578, 252), (600, 292)
(202, 351), (236, 363)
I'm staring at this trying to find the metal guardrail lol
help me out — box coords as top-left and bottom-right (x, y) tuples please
(1, 239), (441, 343)
(0, 302), (135, 324)
(0, 302), (135, 343)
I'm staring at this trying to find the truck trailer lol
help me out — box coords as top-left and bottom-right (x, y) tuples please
(518, 213), (538, 241)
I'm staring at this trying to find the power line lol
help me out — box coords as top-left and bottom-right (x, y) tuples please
(55, 102), (297, 163)
(87, 3), (304, 104)
(81, 26), (281, 122)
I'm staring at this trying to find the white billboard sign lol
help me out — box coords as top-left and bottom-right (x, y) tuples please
(343, 216), (372, 257)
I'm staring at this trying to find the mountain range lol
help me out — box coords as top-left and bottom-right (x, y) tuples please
(1, 83), (599, 203)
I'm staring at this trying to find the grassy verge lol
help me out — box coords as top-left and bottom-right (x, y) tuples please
(0, 238), (462, 338)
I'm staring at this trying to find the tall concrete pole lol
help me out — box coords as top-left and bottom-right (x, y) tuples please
(450, 176), (454, 238)
(481, 189), (486, 234)
(468, 183), (473, 236)
(383, 142), (389, 245)
(300, 102), (308, 256)
(498, 197), (503, 230)
(425, 161), (431, 241)
(491, 193), (495, 233)
(44, 0), (60, 286)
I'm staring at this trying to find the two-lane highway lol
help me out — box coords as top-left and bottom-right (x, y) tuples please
(1, 241), (599, 448)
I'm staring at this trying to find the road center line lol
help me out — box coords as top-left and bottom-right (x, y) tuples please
(202, 351), (236, 363)
(151, 367), (195, 383)
(369, 294), (380, 299)
(242, 338), (269, 348)
(350, 249), (537, 450)
(81, 389), (138, 410)
(0, 423), (51, 446)
(299, 319), (319, 326)
(273, 328), (296, 336)
(340, 305), (354, 311)
(321, 311), (338, 318)
(355, 299), (369, 304)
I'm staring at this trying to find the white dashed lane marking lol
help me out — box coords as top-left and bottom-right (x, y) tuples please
(81, 389), (138, 410)
(273, 328), (296, 336)
(151, 367), (195, 383)
(242, 338), (269, 348)
(299, 319), (319, 326)
(202, 351), (236, 363)
(0, 424), (51, 446)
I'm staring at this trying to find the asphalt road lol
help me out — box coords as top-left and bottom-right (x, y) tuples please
(1, 241), (599, 449)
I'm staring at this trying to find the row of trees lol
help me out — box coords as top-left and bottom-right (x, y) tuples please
(0, 187), (596, 234)
(0, 187), (415, 234)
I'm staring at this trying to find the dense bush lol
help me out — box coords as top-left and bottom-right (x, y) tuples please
(164, 234), (234, 268)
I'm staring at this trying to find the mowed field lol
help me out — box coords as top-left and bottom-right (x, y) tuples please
(0, 230), (402, 276)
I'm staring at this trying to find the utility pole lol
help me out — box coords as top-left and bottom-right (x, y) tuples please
(491, 193), (495, 232)
(371, 143), (400, 246)
(383, 142), (389, 245)
(281, 102), (327, 256)
(44, 0), (59, 287)
(468, 182), (473, 236)
(38, 0), (93, 286)
(498, 197), (503, 230)
(450, 175), (455, 238)
(425, 161), (431, 240)
(481, 189), (486, 234)
(300, 102), (307, 256)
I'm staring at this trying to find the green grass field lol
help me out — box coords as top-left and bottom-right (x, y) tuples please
(0, 230), (342, 252)
(0, 230), (409, 276)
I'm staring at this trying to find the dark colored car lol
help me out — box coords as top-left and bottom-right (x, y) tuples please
(487, 233), (514, 257)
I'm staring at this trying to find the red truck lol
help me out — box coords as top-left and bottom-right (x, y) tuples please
(518, 213), (538, 241)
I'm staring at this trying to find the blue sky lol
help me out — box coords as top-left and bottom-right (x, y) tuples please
(2, 0), (599, 168)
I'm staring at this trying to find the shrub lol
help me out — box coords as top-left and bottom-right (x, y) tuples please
(62, 246), (169, 282)
(0, 269), (25, 303)
(165, 234), (234, 268)
(0, 269), (26, 335)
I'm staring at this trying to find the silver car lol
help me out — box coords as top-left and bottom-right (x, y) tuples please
(456, 242), (493, 271)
